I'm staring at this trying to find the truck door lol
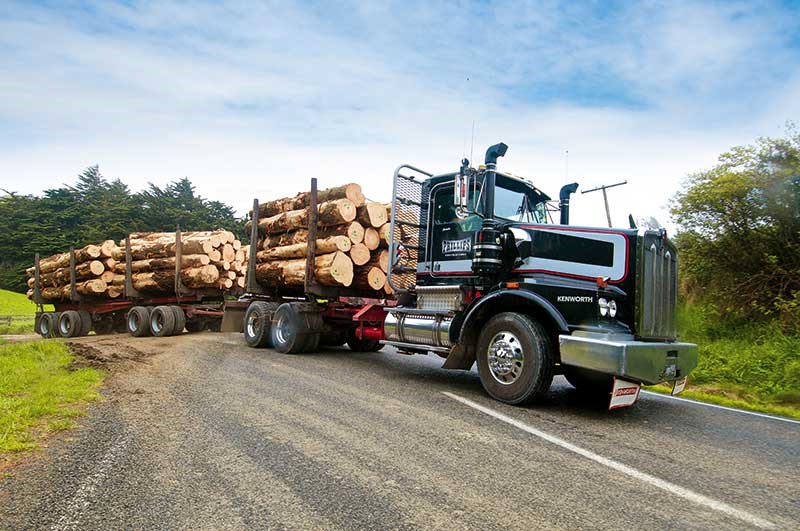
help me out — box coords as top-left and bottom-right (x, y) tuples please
(429, 182), (483, 277)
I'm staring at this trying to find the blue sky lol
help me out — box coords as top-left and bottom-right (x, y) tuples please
(1, 0), (799, 227)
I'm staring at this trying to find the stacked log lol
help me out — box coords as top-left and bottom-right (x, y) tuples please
(253, 183), (393, 295)
(26, 230), (247, 301)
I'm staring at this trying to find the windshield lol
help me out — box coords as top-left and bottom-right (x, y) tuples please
(494, 184), (547, 223)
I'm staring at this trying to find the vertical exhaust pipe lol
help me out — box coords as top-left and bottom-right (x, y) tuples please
(559, 183), (579, 225)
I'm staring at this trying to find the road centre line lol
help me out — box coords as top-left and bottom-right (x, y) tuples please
(639, 390), (800, 425)
(442, 392), (776, 530)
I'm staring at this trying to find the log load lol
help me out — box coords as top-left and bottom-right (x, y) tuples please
(357, 202), (388, 228)
(255, 252), (353, 287)
(256, 199), (356, 234)
(27, 229), (244, 301)
(353, 266), (386, 291)
(256, 236), (351, 261)
(255, 183), (365, 218)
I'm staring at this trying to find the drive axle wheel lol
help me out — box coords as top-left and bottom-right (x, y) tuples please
(476, 313), (554, 405)
(244, 301), (277, 348)
(150, 306), (176, 337)
(270, 303), (320, 354)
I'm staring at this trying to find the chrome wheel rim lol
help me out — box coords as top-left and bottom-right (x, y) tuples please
(274, 313), (292, 345)
(128, 313), (138, 332)
(246, 312), (259, 338)
(487, 331), (524, 385)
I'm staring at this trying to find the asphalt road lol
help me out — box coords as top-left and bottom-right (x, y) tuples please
(1, 333), (798, 530)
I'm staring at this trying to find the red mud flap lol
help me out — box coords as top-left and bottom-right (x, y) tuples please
(608, 377), (641, 410)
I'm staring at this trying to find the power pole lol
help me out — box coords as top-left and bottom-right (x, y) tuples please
(581, 181), (627, 228)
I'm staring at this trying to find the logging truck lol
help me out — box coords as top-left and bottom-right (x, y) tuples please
(230, 142), (699, 408)
(30, 231), (234, 338)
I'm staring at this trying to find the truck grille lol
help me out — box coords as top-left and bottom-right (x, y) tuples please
(636, 232), (678, 341)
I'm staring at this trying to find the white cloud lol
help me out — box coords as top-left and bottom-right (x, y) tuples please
(0, 0), (798, 231)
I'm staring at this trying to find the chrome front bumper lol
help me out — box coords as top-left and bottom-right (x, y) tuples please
(558, 333), (698, 385)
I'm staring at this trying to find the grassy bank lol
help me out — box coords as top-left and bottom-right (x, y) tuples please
(661, 303), (800, 419)
(0, 288), (51, 334)
(0, 340), (103, 453)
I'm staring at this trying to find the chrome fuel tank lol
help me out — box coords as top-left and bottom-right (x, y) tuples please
(384, 311), (453, 348)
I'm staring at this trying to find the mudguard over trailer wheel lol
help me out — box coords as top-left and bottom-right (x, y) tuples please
(128, 306), (151, 337)
(57, 310), (82, 338)
(270, 302), (321, 354)
(475, 312), (555, 406)
(244, 301), (277, 348)
(150, 306), (176, 337)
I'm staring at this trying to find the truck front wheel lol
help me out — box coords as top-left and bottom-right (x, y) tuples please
(476, 313), (554, 405)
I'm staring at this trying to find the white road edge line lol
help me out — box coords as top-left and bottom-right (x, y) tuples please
(442, 392), (776, 530)
(50, 434), (130, 531)
(640, 390), (800, 425)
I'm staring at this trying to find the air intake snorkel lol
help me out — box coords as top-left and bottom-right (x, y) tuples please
(472, 143), (508, 278)
(559, 183), (579, 225)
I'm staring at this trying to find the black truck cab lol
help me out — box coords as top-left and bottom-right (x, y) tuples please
(384, 143), (698, 406)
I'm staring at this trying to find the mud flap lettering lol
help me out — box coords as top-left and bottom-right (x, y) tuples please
(608, 377), (641, 410)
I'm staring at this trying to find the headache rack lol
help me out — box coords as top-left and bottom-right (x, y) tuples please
(386, 165), (432, 294)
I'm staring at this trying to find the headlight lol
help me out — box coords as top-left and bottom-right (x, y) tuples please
(598, 298), (608, 317)
(608, 300), (617, 318)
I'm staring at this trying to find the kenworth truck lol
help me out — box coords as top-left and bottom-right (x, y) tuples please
(233, 143), (698, 408)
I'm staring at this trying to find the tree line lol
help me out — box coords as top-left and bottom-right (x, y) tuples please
(671, 127), (800, 333)
(0, 166), (246, 293)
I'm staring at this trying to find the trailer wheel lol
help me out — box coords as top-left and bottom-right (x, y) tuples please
(127, 306), (151, 337)
(57, 310), (82, 338)
(150, 306), (176, 337)
(346, 328), (382, 352)
(564, 367), (615, 398)
(170, 306), (186, 335)
(77, 310), (92, 336)
(476, 313), (554, 405)
(244, 301), (276, 348)
(271, 303), (313, 354)
(39, 312), (58, 338)
(34, 313), (44, 336)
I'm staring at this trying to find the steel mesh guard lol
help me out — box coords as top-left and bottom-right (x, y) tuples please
(387, 168), (429, 293)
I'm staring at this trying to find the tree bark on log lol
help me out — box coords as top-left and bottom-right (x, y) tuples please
(255, 183), (365, 218)
(130, 265), (219, 291)
(113, 254), (211, 273)
(357, 202), (388, 228)
(255, 252), (353, 287)
(257, 236), (351, 261)
(35, 279), (108, 300)
(30, 260), (105, 287)
(27, 244), (102, 275)
(257, 199), (356, 234)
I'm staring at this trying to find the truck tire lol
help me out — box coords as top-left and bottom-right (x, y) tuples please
(320, 329), (347, 347)
(244, 301), (277, 348)
(346, 328), (382, 352)
(271, 303), (315, 354)
(34, 313), (44, 336)
(127, 306), (151, 337)
(39, 312), (58, 338)
(150, 306), (176, 337)
(57, 310), (82, 338)
(476, 313), (554, 405)
(170, 306), (186, 335)
(77, 310), (92, 336)
(564, 367), (615, 398)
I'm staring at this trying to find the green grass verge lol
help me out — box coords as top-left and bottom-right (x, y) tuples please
(670, 303), (800, 419)
(0, 341), (103, 453)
